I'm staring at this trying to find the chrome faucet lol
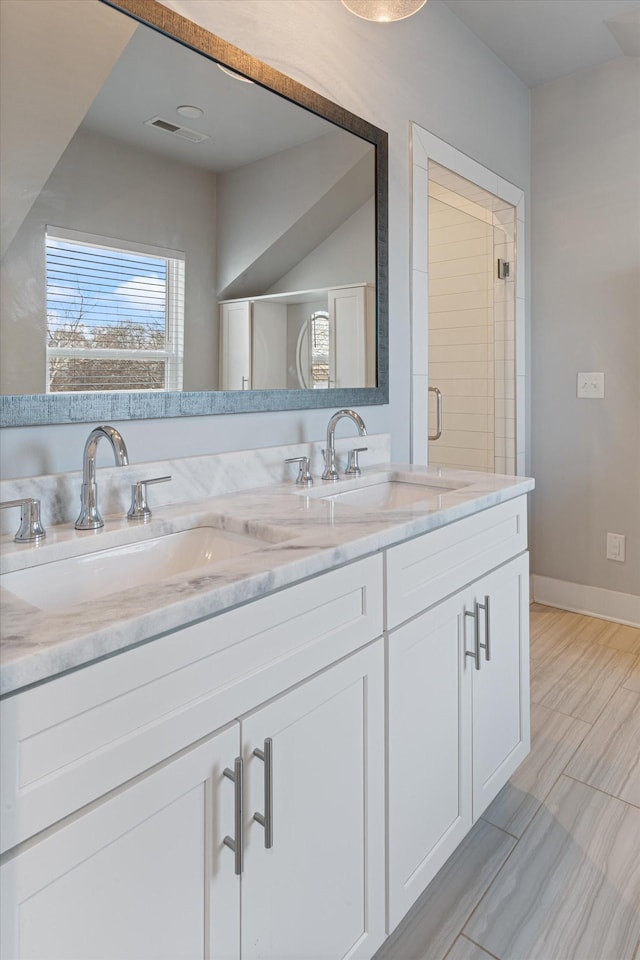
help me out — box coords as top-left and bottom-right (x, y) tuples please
(322, 409), (367, 481)
(76, 425), (129, 530)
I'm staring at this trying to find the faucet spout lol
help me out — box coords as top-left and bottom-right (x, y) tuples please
(76, 425), (129, 530)
(322, 409), (367, 481)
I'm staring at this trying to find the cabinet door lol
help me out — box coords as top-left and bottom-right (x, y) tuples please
(241, 641), (385, 960)
(469, 552), (530, 818)
(251, 300), (287, 388)
(329, 284), (375, 388)
(387, 591), (472, 930)
(219, 301), (251, 390)
(1, 725), (241, 960)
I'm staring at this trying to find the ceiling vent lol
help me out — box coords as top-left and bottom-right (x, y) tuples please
(144, 117), (210, 143)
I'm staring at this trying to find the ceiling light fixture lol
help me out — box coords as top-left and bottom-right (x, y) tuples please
(341, 0), (427, 23)
(217, 63), (254, 84)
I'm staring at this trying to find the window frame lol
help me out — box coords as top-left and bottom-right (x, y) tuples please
(45, 226), (185, 394)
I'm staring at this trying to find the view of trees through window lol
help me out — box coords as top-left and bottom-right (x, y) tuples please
(310, 311), (330, 388)
(46, 232), (184, 393)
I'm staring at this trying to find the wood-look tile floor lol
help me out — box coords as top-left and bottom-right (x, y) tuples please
(374, 604), (640, 960)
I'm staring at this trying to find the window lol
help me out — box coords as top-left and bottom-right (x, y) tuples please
(46, 228), (184, 393)
(310, 311), (331, 388)
(295, 310), (331, 389)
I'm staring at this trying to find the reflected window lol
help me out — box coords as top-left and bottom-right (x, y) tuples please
(45, 228), (184, 393)
(310, 310), (330, 389)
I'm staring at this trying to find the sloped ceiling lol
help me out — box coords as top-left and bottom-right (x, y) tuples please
(0, 0), (136, 258)
(442, 0), (640, 87)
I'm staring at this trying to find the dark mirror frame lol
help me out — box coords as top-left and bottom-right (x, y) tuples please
(0, 0), (388, 427)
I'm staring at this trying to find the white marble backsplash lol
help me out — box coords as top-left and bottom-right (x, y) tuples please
(0, 434), (390, 536)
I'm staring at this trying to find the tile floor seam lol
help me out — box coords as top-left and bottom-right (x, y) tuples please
(463, 773), (640, 960)
(528, 694), (596, 724)
(443, 934), (502, 960)
(380, 821), (518, 960)
(486, 707), (594, 838)
(458, 761), (612, 948)
(456, 816), (536, 945)
(561, 771), (640, 810)
(478, 814), (519, 841)
(531, 652), (636, 726)
(460, 934), (501, 960)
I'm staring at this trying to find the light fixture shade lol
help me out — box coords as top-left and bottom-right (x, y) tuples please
(341, 0), (427, 22)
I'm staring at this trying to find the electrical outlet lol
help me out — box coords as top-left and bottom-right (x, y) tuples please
(606, 532), (626, 562)
(577, 372), (605, 398)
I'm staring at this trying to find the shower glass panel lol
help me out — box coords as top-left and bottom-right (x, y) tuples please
(427, 162), (516, 474)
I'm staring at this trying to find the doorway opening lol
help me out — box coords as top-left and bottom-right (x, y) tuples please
(411, 126), (526, 475)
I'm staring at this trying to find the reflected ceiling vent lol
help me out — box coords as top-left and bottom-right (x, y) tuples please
(144, 116), (210, 143)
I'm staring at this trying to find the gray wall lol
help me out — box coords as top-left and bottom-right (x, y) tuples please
(0, 0), (530, 483)
(530, 56), (640, 595)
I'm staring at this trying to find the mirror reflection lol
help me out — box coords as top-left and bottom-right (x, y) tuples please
(0, 1), (378, 402)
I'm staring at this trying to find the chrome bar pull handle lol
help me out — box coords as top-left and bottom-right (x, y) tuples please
(478, 595), (491, 661)
(223, 757), (244, 875)
(464, 602), (481, 671)
(253, 738), (273, 849)
(428, 386), (443, 441)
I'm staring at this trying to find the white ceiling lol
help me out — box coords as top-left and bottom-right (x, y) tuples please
(83, 23), (339, 172)
(441, 0), (640, 87)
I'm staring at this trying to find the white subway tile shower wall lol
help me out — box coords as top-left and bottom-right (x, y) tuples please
(428, 194), (496, 472)
(426, 168), (516, 474)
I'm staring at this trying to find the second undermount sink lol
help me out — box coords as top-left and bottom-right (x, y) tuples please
(1, 526), (269, 612)
(304, 472), (470, 511)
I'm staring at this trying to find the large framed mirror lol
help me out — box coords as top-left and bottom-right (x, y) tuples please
(0, 0), (388, 427)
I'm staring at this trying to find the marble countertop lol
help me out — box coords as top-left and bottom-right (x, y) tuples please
(0, 463), (534, 696)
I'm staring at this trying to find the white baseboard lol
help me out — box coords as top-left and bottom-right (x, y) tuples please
(531, 575), (640, 628)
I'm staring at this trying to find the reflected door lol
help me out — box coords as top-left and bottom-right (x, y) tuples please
(219, 301), (251, 390)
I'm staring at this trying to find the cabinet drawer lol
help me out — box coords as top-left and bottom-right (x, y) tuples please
(1, 555), (382, 853)
(386, 497), (527, 629)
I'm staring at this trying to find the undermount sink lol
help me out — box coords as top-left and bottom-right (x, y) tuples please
(1, 526), (268, 612)
(303, 472), (469, 511)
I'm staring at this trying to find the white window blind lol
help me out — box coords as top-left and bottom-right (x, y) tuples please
(46, 229), (184, 393)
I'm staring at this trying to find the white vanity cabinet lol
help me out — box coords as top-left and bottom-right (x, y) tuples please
(386, 498), (530, 929)
(241, 640), (385, 960)
(468, 553), (530, 818)
(2, 642), (384, 960)
(0, 724), (241, 960)
(0, 556), (385, 960)
(0, 493), (532, 959)
(387, 591), (472, 928)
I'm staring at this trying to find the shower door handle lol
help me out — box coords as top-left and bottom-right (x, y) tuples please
(428, 386), (443, 441)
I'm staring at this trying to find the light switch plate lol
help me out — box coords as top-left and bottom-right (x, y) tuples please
(606, 532), (626, 562)
(577, 372), (605, 398)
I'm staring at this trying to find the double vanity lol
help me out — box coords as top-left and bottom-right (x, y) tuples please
(0, 431), (533, 959)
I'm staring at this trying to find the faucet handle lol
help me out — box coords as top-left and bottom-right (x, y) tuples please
(284, 457), (313, 487)
(127, 476), (171, 522)
(0, 498), (46, 542)
(345, 448), (368, 477)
